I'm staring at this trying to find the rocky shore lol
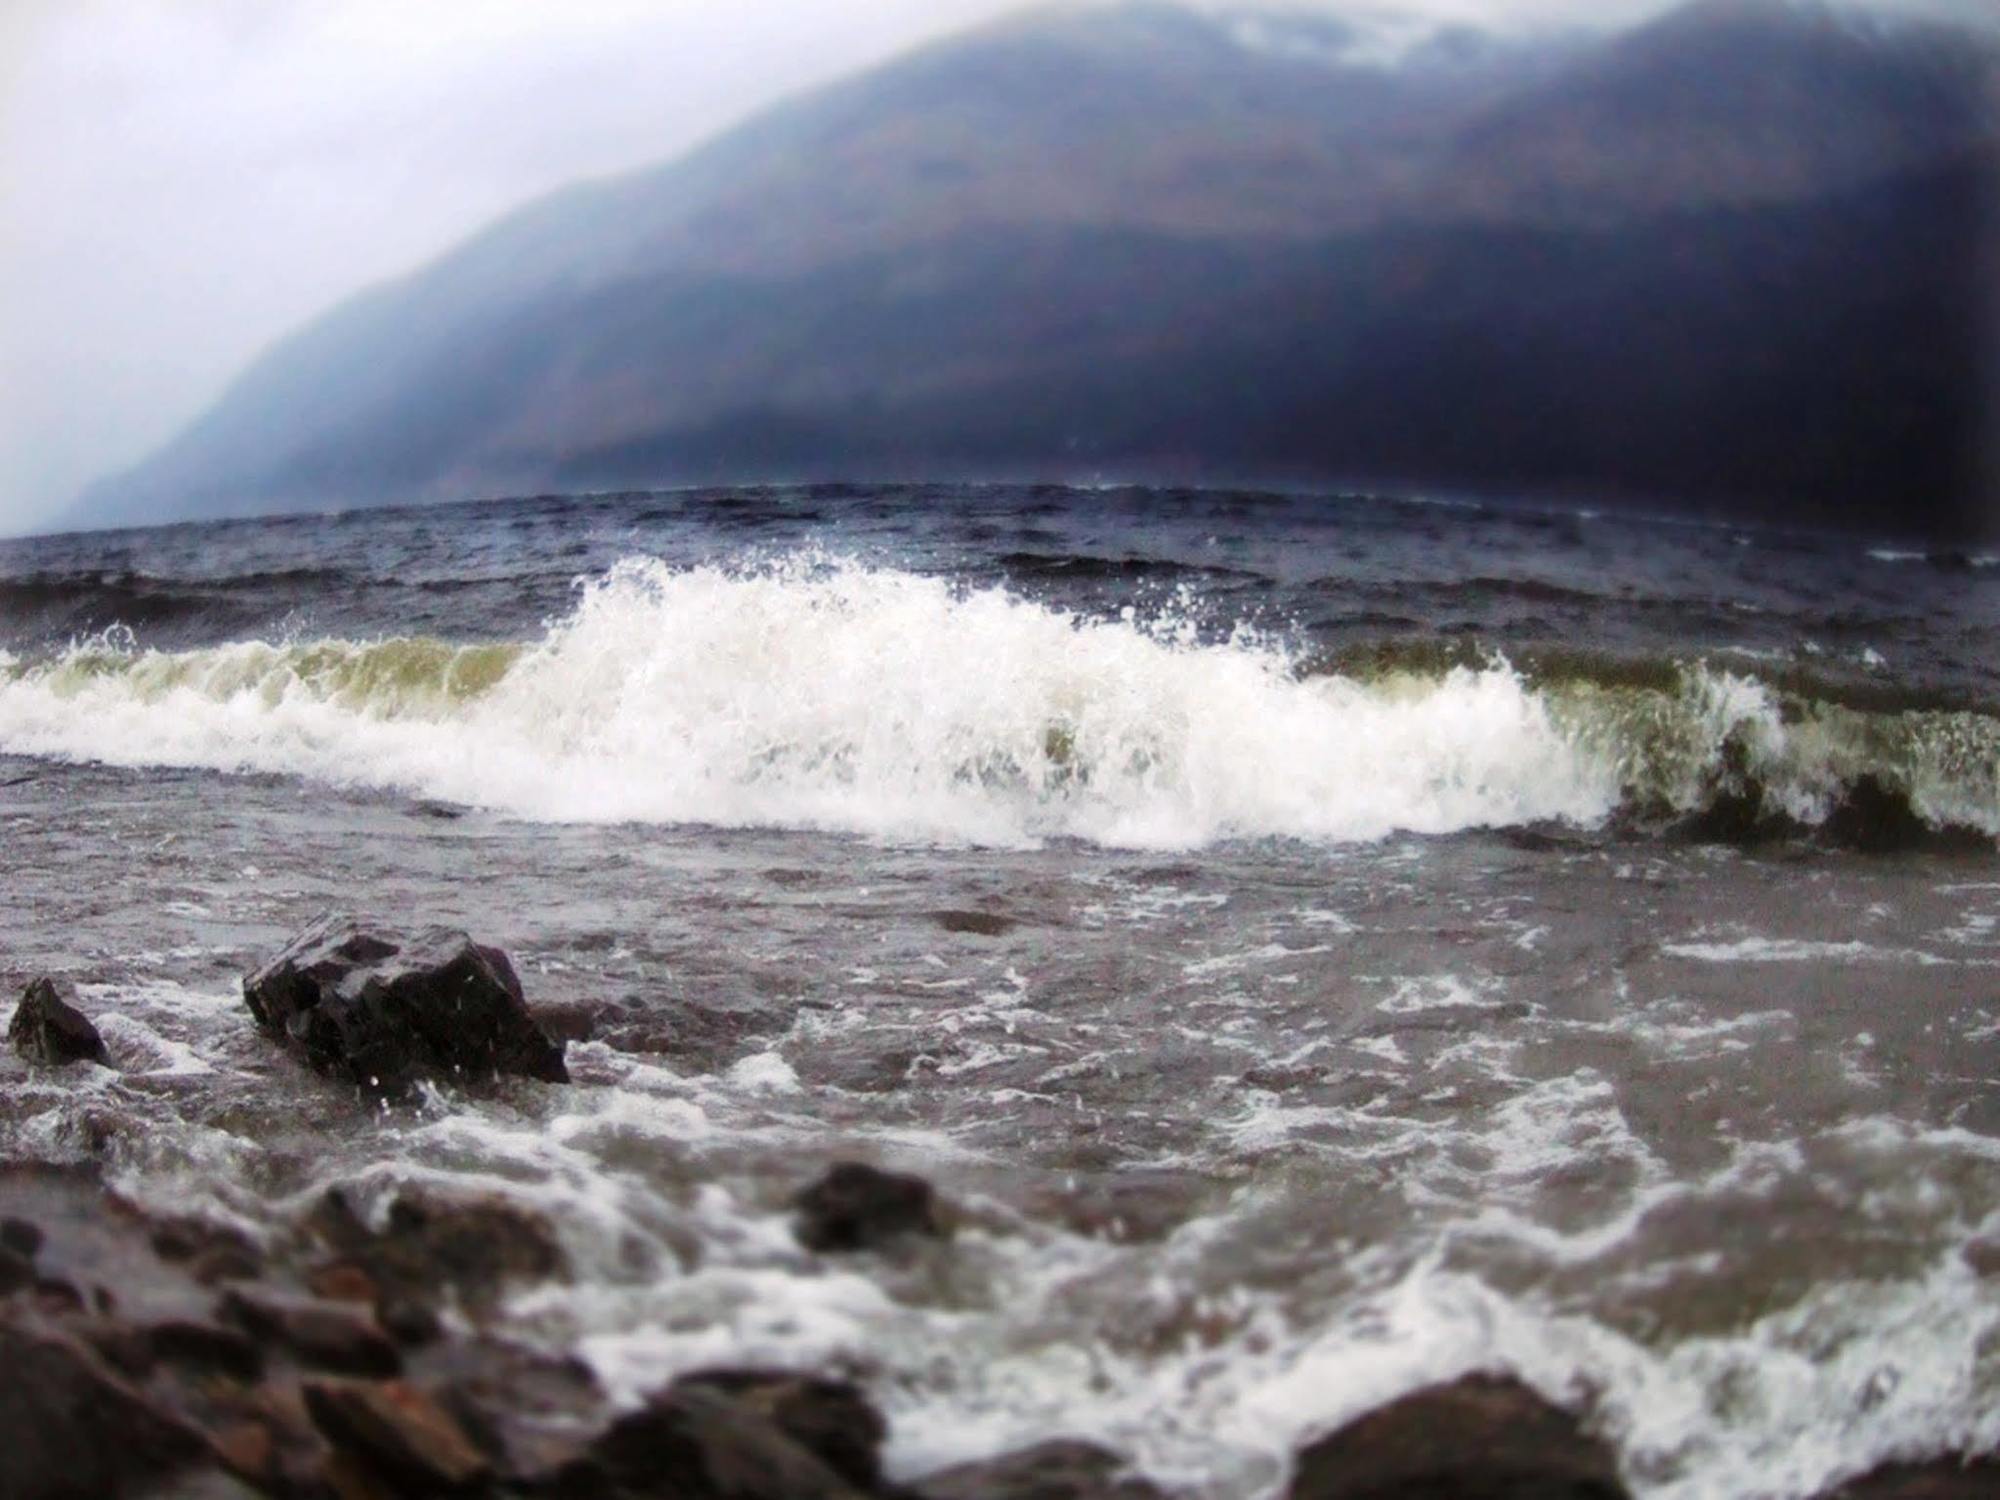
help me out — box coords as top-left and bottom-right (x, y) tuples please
(5, 917), (1995, 1500)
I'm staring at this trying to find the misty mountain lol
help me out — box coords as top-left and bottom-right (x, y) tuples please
(76, 0), (2000, 536)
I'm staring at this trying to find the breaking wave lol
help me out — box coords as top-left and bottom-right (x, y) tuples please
(0, 557), (1992, 848)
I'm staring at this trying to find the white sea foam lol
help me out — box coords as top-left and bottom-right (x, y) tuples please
(0, 556), (1614, 848)
(1663, 937), (1954, 966)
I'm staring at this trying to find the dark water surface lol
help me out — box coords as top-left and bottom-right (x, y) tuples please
(1, 485), (1997, 1496)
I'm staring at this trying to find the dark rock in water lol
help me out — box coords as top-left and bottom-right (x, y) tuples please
(1962, 1240), (2000, 1278)
(1820, 1457), (2000, 1498)
(303, 1377), (492, 1494)
(241, 915), (568, 1092)
(2, 1216), (46, 1258)
(0, 1244), (35, 1293)
(146, 1317), (266, 1380)
(0, 1318), (210, 1499)
(1500, 825), (1594, 855)
(148, 1215), (267, 1288)
(1820, 774), (1989, 855)
(422, 1334), (605, 1480)
(793, 1162), (948, 1253)
(542, 1382), (865, 1499)
(676, 1369), (887, 1491)
(9, 976), (110, 1067)
(914, 1439), (1165, 1499)
(221, 1287), (402, 1376)
(1286, 1374), (1629, 1499)
(305, 1183), (567, 1319)
(932, 909), (1020, 937)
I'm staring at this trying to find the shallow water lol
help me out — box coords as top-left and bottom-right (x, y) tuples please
(1, 485), (1996, 1496)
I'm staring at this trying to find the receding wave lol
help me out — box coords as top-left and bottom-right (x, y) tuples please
(0, 557), (1992, 848)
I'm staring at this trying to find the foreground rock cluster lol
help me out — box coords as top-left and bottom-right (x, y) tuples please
(6, 917), (1999, 1498)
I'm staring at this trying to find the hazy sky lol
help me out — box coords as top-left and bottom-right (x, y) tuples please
(0, 0), (1980, 536)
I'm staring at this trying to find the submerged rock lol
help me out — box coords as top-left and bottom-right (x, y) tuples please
(792, 1162), (948, 1253)
(242, 915), (568, 1093)
(1286, 1374), (1629, 1500)
(915, 1439), (1165, 1499)
(9, 976), (110, 1067)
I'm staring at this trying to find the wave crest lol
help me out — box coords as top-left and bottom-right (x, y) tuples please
(0, 557), (1991, 849)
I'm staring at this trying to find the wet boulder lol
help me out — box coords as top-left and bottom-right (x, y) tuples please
(0, 1317), (212, 1500)
(915, 1439), (1165, 1499)
(242, 915), (568, 1093)
(793, 1162), (948, 1253)
(1286, 1375), (1630, 1500)
(539, 1381), (867, 1499)
(9, 977), (110, 1067)
(221, 1287), (402, 1377)
(303, 1377), (492, 1494)
(1820, 1456), (2000, 1497)
(675, 1369), (887, 1491)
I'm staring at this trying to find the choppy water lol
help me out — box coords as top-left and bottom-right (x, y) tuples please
(2, 484), (1997, 1496)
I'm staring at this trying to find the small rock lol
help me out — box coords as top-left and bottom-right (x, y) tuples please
(1286, 1374), (1629, 1499)
(1, 1216), (45, 1258)
(676, 1369), (886, 1491)
(9, 977), (110, 1067)
(915, 1439), (1164, 1499)
(148, 1317), (266, 1380)
(242, 914), (568, 1094)
(222, 1288), (402, 1376)
(304, 1377), (491, 1494)
(793, 1162), (947, 1253)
